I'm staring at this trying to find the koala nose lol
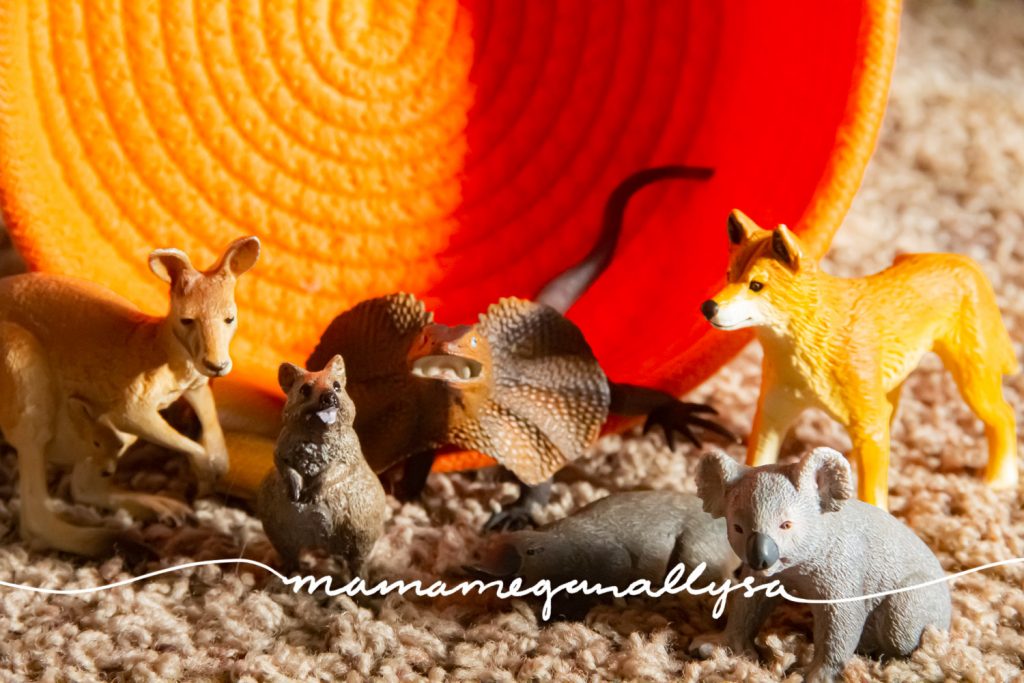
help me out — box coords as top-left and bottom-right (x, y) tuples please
(700, 300), (719, 321)
(319, 391), (340, 409)
(746, 532), (779, 571)
(203, 359), (230, 375)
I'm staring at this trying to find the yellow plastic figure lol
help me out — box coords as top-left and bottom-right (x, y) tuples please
(702, 209), (1018, 509)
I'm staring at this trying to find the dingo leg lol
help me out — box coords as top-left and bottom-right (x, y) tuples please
(747, 386), (802, 466)
(887, 382), (905, 428)
(0, 323), (116, 556)
(936, 344), (1018, 490)
(849, 410), (892, 510)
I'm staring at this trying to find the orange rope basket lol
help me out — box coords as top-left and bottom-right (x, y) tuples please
(0, 1), (899, 492)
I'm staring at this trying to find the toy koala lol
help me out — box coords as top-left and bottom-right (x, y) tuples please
(691, 448), (951, 683)
(469, 490), (739, 619)
(257, 355), (387, 576)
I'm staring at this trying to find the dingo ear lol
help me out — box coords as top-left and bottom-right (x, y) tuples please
(149, 248), (195, 286)
(278, 362), (306, 394)
(217, 236), (261, 278)
(696, 449), (747, 518)
(727, 209), (763, 246)
(771, 225), (802, 270)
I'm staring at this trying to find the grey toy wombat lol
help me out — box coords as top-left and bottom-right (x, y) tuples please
(690, 448), (950, 683)
(471, 490), (739, 619)
(257, 355), (387, 577)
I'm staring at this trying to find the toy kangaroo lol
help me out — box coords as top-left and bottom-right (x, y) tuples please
(702, 209), (1018, 509)
(0, 236), (260, 556)
(308, 167), (735, 531)
(691, 448), (951, 683)
(257, 356), (387, 576)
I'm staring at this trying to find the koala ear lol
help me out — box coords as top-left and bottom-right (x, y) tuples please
(792, 447), (853, 513)
(727, 209), (763, 246)
(771, 225), (803, 270)
(696, 450), (747, 518)
(278, 362), (306, 394)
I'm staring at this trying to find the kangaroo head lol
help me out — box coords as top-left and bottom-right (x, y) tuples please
(697, 448), (852, 577)
(701, 209), (817, 333)
(149, 236), (261, 378)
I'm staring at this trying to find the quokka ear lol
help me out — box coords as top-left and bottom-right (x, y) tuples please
(216, 236), (261, 278)
(148, 248), (195, 286)
(278, 362), (306, 394)
(791, 447), (853, 513)
(771, 225), (803, 270)
(325, 354), (347, 383)
(727, 209), (764, 246)
(696, 449), (747, 518)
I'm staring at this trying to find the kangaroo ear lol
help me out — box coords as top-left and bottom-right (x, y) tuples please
(468, 536), (526, 578)
(278, 362), (306, 394)
(217, 236), (261, 278)
(67, 395), (98, 424)
(791, 447), (853, 513)
(771, 225), (802, 270)
(696, 450), (747, 518)
(149, 248), (195, 286)
(727, 209), (764, 246)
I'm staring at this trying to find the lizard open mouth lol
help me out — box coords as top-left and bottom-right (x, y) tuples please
(411, 355), (483, 382)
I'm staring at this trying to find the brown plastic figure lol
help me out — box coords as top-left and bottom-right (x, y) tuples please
(257, 356), (387, 577)
(308, 167), (734, 531)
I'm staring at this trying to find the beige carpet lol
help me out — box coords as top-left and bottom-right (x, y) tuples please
(2, 1), (1024, 680)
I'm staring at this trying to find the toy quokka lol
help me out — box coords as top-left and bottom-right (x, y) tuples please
(703, 209), (1018, 509)
(0, 236), (260, 556)
(469, 489), (739, 619)
(308, 166), (735, 531)
(691, 448), (951, 683)
(257, 356), (387, 577)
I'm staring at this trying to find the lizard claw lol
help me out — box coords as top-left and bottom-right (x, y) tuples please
(643, 401), (738, 451)
(483, 505), (538, 533)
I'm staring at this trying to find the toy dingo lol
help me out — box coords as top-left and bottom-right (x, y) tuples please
(0, 236), (260, 556)
(702, 210), (1018, 509)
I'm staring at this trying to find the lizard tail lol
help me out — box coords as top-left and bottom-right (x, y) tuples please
(534, 164), (714, 314)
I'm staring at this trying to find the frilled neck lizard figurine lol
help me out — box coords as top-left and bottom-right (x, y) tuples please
(308, 166), (735, 530)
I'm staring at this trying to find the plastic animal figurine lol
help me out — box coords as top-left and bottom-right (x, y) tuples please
(469, 489), (739, 618)
(691, 448), (951, 683)
(308, 166), (735, 531)
(0, 236), (260, 556)
(702, 209), (1018, 509)
(257, 356), (387, 577)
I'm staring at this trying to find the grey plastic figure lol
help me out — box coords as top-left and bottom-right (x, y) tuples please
(690, 447), (951, 682)
(258, 355), (387, 577)
(471, 490), (739, 618)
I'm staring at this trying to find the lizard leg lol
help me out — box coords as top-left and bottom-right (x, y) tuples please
(609, 382), (737, 449)
(483, 478), (553, 533)
(391, 450), (436, 502)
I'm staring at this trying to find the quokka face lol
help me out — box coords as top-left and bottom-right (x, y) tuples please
(278, 354), (355, 429)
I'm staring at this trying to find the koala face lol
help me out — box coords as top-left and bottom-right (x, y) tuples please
(278, 355), (355, 429)
(697, 448), (853, 577)
(723, 471), (821, 576)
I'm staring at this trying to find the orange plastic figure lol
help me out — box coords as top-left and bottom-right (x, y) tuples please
(702, 210), (1018, 509)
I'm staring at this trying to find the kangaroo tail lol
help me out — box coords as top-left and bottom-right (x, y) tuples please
(534, 165), (714, 314)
